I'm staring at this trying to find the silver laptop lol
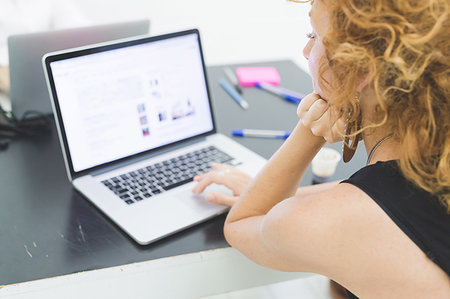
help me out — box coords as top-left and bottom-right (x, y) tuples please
(8, 19), (150, 118)
(43, 29), (266, 245)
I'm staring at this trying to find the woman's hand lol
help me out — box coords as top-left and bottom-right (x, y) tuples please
(297, 93), (345, 143)
(192, 162), (252, 207)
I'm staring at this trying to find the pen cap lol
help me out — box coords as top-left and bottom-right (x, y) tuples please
(311, 147), (341, 178)
(231, 129), (244, 136)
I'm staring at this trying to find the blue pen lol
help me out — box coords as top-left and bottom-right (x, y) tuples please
(255, 82), (304, 104)
(232, 129), (291, 139)
(219, 78), (249, 109)
(224, 67), (243, 94)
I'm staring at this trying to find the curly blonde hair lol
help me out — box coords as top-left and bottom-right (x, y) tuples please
(294, 0), (450, 211)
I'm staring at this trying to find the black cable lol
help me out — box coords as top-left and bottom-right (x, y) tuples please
(16, 110), (52, 135)
(0, 105), (52, 150)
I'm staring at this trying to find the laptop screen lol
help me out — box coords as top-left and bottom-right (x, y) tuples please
(48, 31), (214, 173)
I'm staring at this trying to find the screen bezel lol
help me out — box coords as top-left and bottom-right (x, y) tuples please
(44, 29), (217, 178)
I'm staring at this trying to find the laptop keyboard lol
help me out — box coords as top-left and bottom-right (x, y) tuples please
(101, 146), (235, 205)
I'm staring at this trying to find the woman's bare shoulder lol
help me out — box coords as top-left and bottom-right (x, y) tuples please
(262, 183), (376, 272)
(262, 182), (450, 297)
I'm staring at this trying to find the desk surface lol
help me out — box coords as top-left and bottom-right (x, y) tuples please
(0, 60), (366, 285)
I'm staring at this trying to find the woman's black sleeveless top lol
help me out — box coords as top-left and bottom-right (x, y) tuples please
(341, 161), (450, 299)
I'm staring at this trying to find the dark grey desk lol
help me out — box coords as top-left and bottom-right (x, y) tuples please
(0, 60), (366, 285)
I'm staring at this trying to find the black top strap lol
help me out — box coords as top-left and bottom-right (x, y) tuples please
(341, 161), (450, 298)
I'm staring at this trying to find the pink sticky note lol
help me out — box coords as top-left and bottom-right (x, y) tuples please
(236, 67), (281, 86)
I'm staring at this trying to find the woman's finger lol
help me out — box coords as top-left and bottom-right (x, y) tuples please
(191, 169), (233, 194)
(205, 192), (237, 207)
(192, 164), (252, 199)
(312, 107), (345, 142)
(309, 103), (333, 136)
(300, 99), (329, 127)
(193, 172), (211, 182)
(297, 93), (321, 118)
(328, 117), (346, 143)
(192, 175), (216, 194)
(193, 163), (230, 181)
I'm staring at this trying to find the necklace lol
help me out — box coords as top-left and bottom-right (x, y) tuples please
(366, 133), (394, 165)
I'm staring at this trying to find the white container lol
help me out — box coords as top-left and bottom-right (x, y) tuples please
(311, 147), (341, 183)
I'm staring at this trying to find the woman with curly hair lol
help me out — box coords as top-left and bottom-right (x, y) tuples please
(192, 0), (450, 297)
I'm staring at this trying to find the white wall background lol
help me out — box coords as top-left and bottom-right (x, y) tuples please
(75, 0), (312, 72)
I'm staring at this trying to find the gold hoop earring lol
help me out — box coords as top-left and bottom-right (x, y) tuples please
(342, 95), (362, 163)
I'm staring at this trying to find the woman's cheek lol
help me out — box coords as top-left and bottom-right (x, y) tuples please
(307, 45), (331, 100)
(308, 51), (321, 94)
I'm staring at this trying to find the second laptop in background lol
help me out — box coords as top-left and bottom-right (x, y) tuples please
(8, 19), (150, 118)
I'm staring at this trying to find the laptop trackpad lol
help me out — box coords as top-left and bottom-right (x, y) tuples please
(173, 184), (232, 214)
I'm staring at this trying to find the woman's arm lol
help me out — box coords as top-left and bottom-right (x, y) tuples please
(192, 161), (339, 207)
(295, 180), (339, 197)
(224, 122), (325, 224)
(222, 93), (349, 271)
(192, 94), (341, 208)
(224, 93), (336, 223)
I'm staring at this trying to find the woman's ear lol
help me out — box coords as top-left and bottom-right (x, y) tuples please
(356, 76), (370, 93)
(356, 70), (375, 93)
